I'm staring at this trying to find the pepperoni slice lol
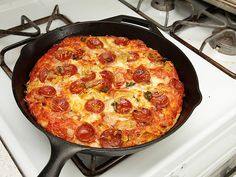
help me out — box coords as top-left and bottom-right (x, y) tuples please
(132, 65), (151, 83)
(150, 92), (169, 109)
(98, 51), (116, 64)
(72, 49), (85, 60)
(99, 79), (112, 93)
(38, 68), (49, 82)
(169, 79), (184, 94)
(85, 99), (105, 113)
(81, 72), (96, 82)
(113, 98), (132, 114)
(100, 70), (114, 82)
(127, 52), (139, 62)
(132, 108), (153, 125)
(55, 49), (73, 61)
(70, 80), (84, 94)
(114, 37), (129, 46)
(86, 38), (103, 49)
(57, 64), (77, 76)
(99, 128), (122, 148)
(51, 97), (70, 112)
(75, 123), (96, 143)
(38, 86), (56, 97)
(99, 70), (114, 92)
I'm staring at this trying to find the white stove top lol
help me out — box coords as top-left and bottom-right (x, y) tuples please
(123, 0), (236, 77)
(0, 0), (236, 177)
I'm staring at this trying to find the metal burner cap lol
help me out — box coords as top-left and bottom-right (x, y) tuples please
(209, 30), (236, 56)
(151, 0), (175, 11)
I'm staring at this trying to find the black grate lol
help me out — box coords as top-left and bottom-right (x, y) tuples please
(0, 5), (72, 79)
(72, 153), (129, 176)
(120, 0), (236, 79)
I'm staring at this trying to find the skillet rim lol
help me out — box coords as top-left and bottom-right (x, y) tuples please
(12, 20), (202, 153)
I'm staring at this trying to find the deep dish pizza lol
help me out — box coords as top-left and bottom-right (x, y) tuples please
(25, 35), (184, 148)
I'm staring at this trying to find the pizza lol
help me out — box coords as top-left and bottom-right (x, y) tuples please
(25, 35), (184, 148)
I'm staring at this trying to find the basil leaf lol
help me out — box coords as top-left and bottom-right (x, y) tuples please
(125, 82), (136, 87)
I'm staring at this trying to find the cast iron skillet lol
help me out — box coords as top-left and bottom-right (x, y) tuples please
(12, 15), (202, 177)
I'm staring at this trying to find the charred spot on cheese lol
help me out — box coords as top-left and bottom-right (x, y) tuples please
(144, 91), (152, 101)
(56, 66), (64, 73)
(111, 102), (118, 111)
(100, 86), (110, 93)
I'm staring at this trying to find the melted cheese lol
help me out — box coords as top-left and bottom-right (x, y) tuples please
(25, 35), (184, 148)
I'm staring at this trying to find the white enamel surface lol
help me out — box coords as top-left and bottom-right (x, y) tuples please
(124, 0), (236, 75)
(0, 0), (236, 177)
(0, 138), (22, 177)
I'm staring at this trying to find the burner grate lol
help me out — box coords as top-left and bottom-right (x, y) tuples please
(0, 5), (72, 79)
(120, 0), (236, 79)
(208, 29), (236, 56)
(150, 0), (175, 28)
(119, 0), (180, 31)
(170, 4), (236, 79)
(151, 0), (175, 11)
(72, 153), (129, 176)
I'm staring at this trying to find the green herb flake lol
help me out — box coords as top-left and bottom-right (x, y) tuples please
(125, 82), (136, 87)
(144, 91), (152, 101)
(56, 66), (64, 74)
(80, 37), (87, 42)
(72, 54), (79, 60)
(111, 102), (118, 111)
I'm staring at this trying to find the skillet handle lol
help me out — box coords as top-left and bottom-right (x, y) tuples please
(103, 15), (165, 38)
(38, 135), (84, 177)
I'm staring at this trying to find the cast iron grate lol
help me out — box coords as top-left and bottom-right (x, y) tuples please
(170, 6), (236, 79)
(72, 153), (129, 176)
(0, 5), (72, 78)
(120, 0), (236, 79)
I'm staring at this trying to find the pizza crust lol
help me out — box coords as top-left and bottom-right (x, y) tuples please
(25, 36), (184, 148)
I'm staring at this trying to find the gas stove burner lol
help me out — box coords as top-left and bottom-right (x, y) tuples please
(209, 29), (236, 56)
(151, 0), (175, 11)
(72, 152), (129, 176)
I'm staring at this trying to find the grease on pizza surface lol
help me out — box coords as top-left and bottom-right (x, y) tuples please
(25, 36), (184, 148)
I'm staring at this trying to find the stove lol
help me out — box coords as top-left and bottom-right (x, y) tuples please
(1, 1), (236, 177)
(120, 0), (236, 78)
